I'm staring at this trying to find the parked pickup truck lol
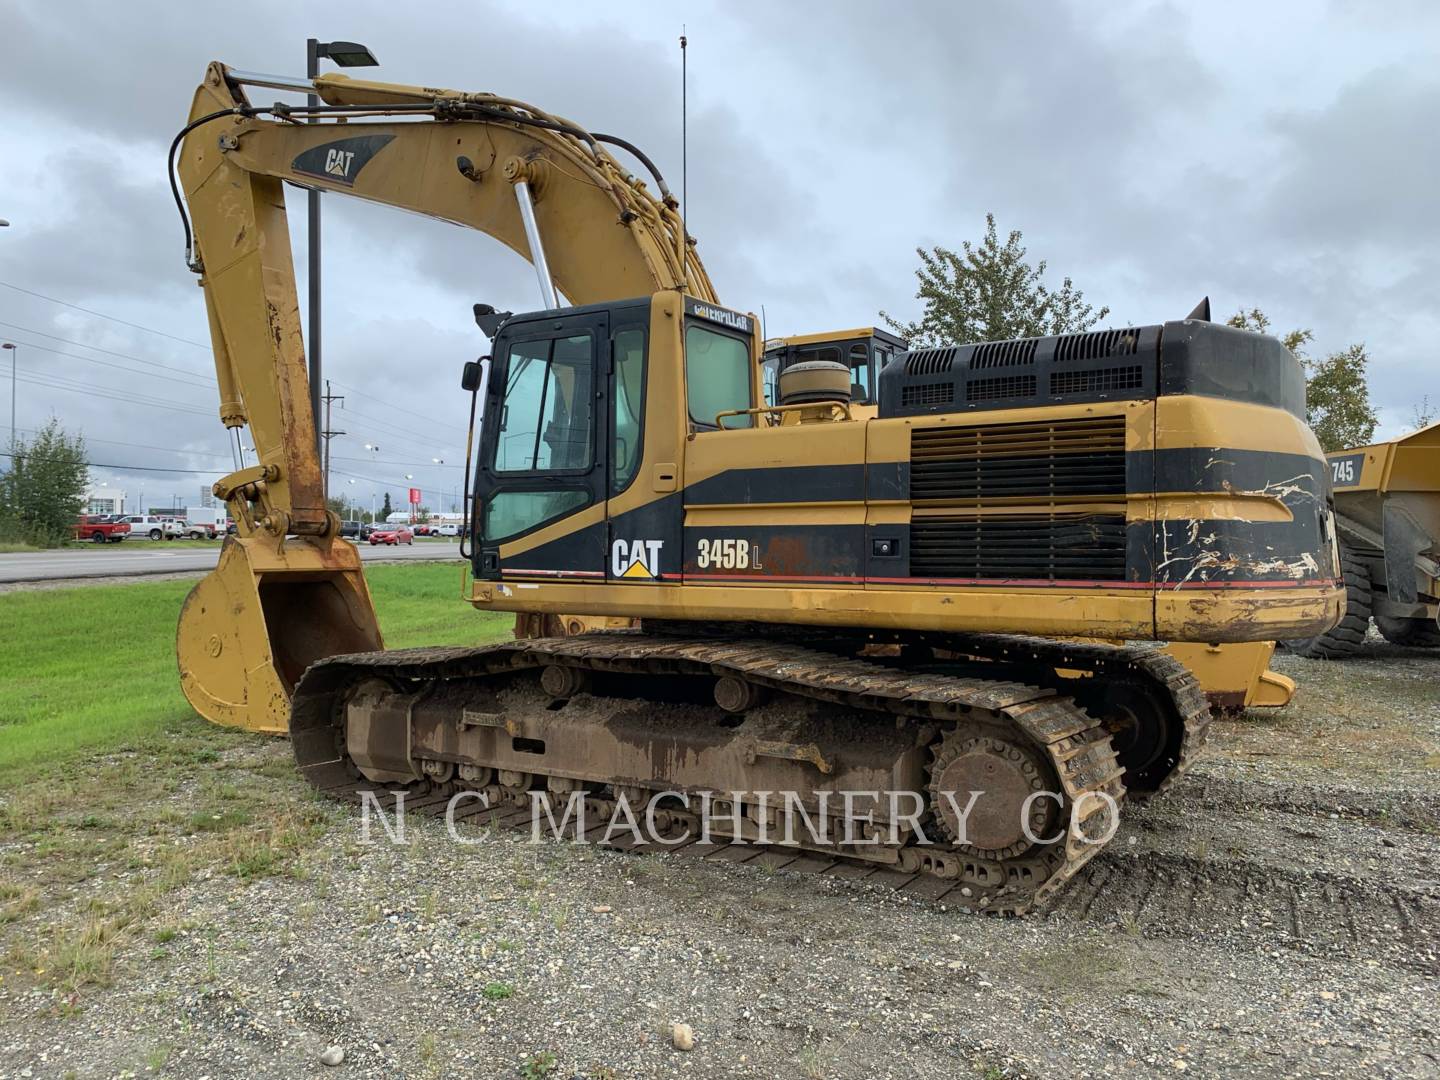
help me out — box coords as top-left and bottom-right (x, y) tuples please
(183, 507), (227, 539)
(118, 514), (185, 541)
(73, 515), (131, 543)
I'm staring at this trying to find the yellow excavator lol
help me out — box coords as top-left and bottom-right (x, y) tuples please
(173, 61), (1342, 912)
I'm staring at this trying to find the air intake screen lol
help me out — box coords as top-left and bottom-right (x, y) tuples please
(1049, 366), (1144, 396)
(902, 383), (955, 407)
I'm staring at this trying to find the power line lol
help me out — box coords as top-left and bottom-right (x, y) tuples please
(0, 422), (461, 477)
(0, 450), (224, 475)
(0, 335), (217, 389)
(0, 321), (217, 383)
(0, 281), (211, 350)
(15, 371), (215, 417)
(0, 424), (234, 462)
(331, 454), (462, 469)
(329, 378), (468, 435)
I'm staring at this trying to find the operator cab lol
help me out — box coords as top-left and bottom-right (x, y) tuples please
(761, 326), (907, 408)
(467, 293), (763, 581)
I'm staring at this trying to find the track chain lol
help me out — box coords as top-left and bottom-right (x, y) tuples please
(927, 633), (1211, 799)
(291, 634), (1154, 914)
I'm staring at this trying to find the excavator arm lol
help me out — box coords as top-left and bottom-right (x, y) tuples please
(175, 62), (711, 732)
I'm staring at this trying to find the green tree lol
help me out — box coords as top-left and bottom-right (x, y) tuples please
(414, 505), (431, 523)
(1227, 308), (1378, 451)
(381, 492), (393, 520)
(881, 214), (1110, 347)
(1411, 395), (1434, 431)
(0, 419), (89, 547)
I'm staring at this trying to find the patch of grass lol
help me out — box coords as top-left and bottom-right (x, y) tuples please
(1027, 938), (1126, 992)
(799, 1044), (826, 1079)
(0, 563), (512, 779)
(52, 914), (125, 990)
(0, 563), (512, 1000)
(188, 808), (252, 833)
(520, 1051), (557, 1079)
(482, 981), (515, 1001)
(416, 1031), (439, 1078)
(0, 883), (40, 924)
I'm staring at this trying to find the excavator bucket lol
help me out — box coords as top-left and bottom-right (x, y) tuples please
(177, 536), (383, 734)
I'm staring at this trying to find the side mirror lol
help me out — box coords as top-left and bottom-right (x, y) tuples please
(461, 360), (483, 392)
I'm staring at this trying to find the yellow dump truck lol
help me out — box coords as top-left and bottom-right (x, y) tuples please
(1286, 422), (1440, 656)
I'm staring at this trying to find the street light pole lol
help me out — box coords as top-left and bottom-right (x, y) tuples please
(1, 343), (16, 445)
(305, 39), (323, 464)
(304, 38), (378, 470)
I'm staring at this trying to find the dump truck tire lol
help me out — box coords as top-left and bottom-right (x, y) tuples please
(1282, 546), (1370, 658)
(1374, 615), (1440, 648)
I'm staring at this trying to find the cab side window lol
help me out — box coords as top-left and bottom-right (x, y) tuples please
(686, 324), (753, 429)
(849, 343), (871, 402)
(611, 329), (646, 494)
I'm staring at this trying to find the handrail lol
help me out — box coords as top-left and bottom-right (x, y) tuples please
(713, 400), (853, 428)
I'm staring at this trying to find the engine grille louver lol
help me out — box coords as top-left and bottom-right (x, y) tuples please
(908, 415), (1128, 581)
(1054, 328), (1141, 362)
(971, 337), (1039, 369)
(909, 516), (1127, 581)
(904, 347), (958, 376)
(879, 324), (1159, 416)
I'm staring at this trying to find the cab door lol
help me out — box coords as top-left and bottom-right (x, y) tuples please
(473, 309), (609, 581)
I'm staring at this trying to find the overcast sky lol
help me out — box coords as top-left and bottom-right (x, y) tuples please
(1, 1), (1436, 514)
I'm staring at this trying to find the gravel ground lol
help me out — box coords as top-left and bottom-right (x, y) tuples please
(1, 639), (1436, 1079)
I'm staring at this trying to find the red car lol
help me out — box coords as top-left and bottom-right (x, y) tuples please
(369, 526), (414, 546)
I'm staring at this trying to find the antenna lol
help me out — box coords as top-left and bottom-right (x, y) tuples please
(680, 26), (688, 224)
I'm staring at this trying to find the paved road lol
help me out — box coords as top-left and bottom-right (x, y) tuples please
(0, 540), (460, 584)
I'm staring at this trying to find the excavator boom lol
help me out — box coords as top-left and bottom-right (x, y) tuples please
(176, 62), (709, 731)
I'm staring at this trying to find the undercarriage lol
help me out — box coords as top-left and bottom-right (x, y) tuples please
(292, 630), (1208, 914)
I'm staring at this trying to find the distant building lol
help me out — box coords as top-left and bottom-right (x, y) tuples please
(85, 486), (126, 515)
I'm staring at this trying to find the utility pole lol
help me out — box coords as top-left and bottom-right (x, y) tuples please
(320, 379), (345, 501)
